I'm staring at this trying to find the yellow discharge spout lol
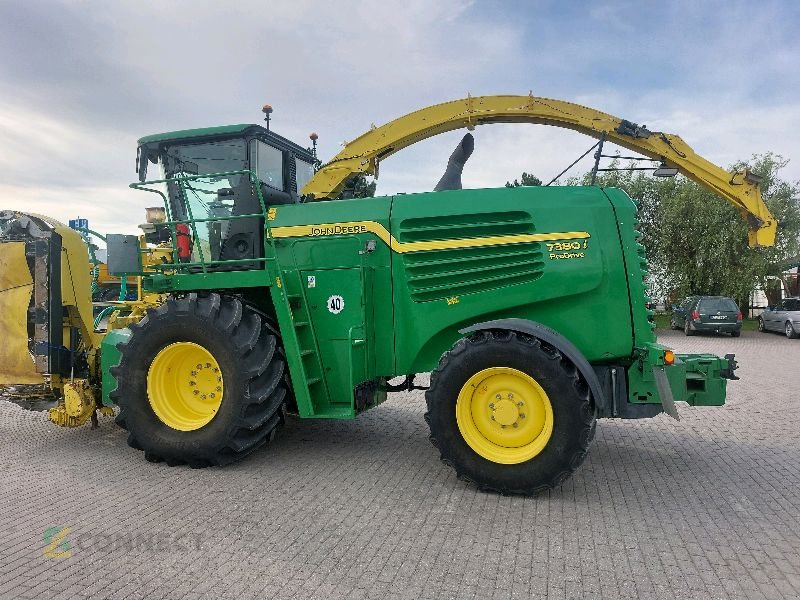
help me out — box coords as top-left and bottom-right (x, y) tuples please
(0, 242), (43, 384)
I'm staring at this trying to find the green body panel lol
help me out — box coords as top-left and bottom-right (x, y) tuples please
(388, 187), (635, 373)
(602, 188), (657, 346)
(269, 197), (394, 418)
(100, 328), (130, 406)
(101, 178), (730, 419)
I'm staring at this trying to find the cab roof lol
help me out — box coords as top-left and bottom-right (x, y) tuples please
(137, 124), (315, 161)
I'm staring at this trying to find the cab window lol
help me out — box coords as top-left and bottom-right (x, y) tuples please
(296, 158), (315, 193)
(249, 140), (284, 190)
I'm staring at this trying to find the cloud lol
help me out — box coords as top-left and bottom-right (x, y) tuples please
(0, 0), (798, 234)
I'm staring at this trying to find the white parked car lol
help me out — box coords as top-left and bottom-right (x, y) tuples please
(758, 297), (800, 338)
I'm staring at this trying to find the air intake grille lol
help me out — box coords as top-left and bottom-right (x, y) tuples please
(398, 211), (544, 302)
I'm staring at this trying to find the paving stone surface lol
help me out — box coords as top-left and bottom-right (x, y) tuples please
(1, 330), (798, 599)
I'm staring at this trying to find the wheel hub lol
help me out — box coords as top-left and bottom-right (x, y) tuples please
(456, 367), (554, 464)
(492, 397), (519, 426)
(147, 342), (224, 431)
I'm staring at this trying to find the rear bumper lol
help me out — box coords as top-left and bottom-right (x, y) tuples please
(625, 343), (735, 414)
(689, 320), (741, 333)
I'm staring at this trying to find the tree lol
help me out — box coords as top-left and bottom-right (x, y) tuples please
(338, 173), (376, 199)
(505, 172), (542, 188)
(579, 154), (800, 314)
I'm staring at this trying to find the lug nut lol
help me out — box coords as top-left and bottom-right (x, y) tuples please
(508, 393), (513, 399)
(517, 402), (523, 407)
(489, 403), (495, 410)
(512, 423), (518, 428)
(216, 386), (221, 392)
(519, 413), (526, 419)
(206, 363), (211, 368)
(189, 381), (196, 386)
(196, 364), (202, 369)
(491, 415), (496, 421)
(495, 394), (501, 399)
(193, 390), (199, 395)
(191, 370), (197, 376)
(201, 394), (207, 400)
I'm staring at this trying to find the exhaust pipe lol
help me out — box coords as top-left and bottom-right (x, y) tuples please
(433, 133), (475, 192)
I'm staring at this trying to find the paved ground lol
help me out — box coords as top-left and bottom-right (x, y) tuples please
(1, 330), (799, 600)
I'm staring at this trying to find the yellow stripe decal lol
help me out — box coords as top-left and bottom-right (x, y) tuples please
(270, 221), (590, 254)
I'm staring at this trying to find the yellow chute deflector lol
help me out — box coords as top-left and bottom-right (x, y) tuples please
(303, 94), (776, 247)
(0, 242), (43, 384)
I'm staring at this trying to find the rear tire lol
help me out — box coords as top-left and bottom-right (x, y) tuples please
(731, 330), (741, 338)
(758, 317), (765, 333)
(425, 330), (594, 495)
(786, 321), (799, 339)
(684, 321), (695, 336)
(112, 293), (287, 467)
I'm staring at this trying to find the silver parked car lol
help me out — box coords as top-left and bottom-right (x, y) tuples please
(758, 297), (800, 339)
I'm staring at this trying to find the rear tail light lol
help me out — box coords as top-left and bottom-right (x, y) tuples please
(737, 310), (743, 321)
(691, 310), (700, 321)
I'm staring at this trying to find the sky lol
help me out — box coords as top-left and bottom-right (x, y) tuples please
(1, 0), (799, 234)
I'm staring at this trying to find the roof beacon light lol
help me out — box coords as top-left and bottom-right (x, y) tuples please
(262, 104), (273, 130)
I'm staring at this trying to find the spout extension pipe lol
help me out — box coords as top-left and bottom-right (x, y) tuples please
(434, 133), (475, 192)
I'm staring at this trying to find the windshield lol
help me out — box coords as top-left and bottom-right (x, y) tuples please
(163, 139), (247, 181)
(699, 298), (738, 312)
(159, 139), (264, 268)
(161, 138), (249, 218)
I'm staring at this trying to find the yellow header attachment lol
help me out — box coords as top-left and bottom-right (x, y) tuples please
(303, 94), (776, 247)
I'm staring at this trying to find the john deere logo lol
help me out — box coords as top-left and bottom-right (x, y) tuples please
(43, 527), (72, 559)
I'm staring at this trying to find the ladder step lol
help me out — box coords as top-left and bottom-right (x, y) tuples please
(300, 349), (315, 357)
(306, 377), (321, 386)
(294, 320), (309, 327)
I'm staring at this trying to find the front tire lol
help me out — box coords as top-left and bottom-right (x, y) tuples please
(425, 330), (594, 495)
(758, 317), (765, 333)
(786, 322), (799, 339)
(112, 293), (287, 467)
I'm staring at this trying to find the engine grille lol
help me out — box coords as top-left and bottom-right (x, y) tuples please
(398, 211), (545, 302)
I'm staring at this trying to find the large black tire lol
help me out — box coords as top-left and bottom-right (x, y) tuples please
(425, 330), (595, 495)
(111, 293), (287, 467)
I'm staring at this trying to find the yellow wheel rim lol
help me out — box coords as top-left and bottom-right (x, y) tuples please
(456, 367), (553, 464)
(147, 342), (224, 431)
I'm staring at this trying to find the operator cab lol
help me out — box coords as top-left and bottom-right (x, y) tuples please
(135, 124), (316, 271)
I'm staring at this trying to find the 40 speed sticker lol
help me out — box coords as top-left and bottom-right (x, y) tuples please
(327, 295), (345, 314)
